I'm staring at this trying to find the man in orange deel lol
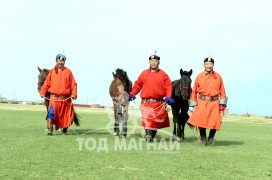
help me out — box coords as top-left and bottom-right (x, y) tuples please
(188, 57), (228, 146)
(40, 54), (77, 135)
(129, 52), (175, 142)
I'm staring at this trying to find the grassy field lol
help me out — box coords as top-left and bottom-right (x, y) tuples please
(0, 103), (272, 179)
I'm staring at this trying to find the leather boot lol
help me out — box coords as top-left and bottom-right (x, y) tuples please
(145, 129), (153, 142)
(151, 130), (157, 139)
(47, 119), (53, 135)
(207, 129), (216, 146)
(62, 128), (68, 135)
(199, 128), (207, 146)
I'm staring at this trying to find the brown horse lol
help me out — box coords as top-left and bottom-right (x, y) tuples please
(37, 67), (50, 110)
(171, 68), (193, 141)
(37, 66), (80, 129)
(109, 68), (132, 137)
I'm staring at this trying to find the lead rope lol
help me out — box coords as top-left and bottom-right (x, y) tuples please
(140, 101), (167, 120)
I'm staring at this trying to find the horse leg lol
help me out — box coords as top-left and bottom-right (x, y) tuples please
(171, 106), (178, 138)
(180, 118), (186, 140)
(121, 105), (128, 138)
(173, 116), (177, 136)
(113, 104), (120, 136)
(177, 114), (182, 139)
(180, 108), (190, 140)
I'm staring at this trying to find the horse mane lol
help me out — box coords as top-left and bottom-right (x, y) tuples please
(112, 68), (131, 93)
(113, 68), (129, 79)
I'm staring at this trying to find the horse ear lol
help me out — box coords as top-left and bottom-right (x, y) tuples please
(180, 68), (183, 76)
(38, 66), (42, 73)
(189, 69), (193, 76)
(112, 72), (116, 78)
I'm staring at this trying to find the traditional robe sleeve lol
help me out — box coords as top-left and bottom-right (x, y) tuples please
(219, 75), (227, 105)
(188, 75), (199, 107)
(164, 73), (172, 98)
(130, 72), (144, 97)
(70, 71), (77, 99)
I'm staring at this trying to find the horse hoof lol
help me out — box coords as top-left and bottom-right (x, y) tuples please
(113, 132), (119, 136)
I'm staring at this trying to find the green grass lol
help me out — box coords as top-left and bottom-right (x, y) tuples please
(0, 103), (272, 179)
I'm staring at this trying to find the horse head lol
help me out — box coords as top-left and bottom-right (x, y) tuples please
(112, 68), (128, 82)
(179, 68), (193, 100)
(37, 66), (50, 92)
(112, 68), (132, 96)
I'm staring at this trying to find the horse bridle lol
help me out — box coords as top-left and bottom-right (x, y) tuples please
(179, 80), (190, 91)
(179, 79), (191, 100)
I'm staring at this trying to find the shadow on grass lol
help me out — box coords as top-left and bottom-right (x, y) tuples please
(130, 133), (199, 143)
(64, 129), (111, 135)
(214, 140), (244, 146)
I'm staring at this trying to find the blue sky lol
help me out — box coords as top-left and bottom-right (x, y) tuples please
(0, 0), (271, 115)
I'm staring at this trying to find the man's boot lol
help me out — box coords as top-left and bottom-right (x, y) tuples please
(151, 130), (157, 139)
(145, 129), (153, 142)
(199, 128), (207, 146)
(207, 129), (216, 146)
(62, 128), (68, 135)
(47, 119), (53, 135)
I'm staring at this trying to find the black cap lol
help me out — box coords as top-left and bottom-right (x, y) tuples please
(149, 55), (160, 60)
(204, 57), (214, 64)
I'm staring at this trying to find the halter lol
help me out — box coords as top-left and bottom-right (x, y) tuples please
(179, 81), (190, 91)
(179, 77), (191, 100)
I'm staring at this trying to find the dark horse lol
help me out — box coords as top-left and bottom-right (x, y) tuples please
(109, 68), (132, 137)
(171, 68), (193, 141)
(37, 66), (80, 129)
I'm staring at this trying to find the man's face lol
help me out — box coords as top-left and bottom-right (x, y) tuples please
(149, 59), (160, 70)
(204, 62), (214, 73)
(56, 59), (65, 69)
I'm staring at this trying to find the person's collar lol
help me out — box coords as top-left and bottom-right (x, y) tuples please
(149, 67), (159, 72)
(205, 71), (212, 75)
(202, 70), (217, 79)
(58, 66), (65, 71)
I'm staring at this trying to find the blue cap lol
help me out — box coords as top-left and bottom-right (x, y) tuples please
(56, 54), (66, 61)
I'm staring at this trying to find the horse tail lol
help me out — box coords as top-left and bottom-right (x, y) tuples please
(73, 111), (80, 126)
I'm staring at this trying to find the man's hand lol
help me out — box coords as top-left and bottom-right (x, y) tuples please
(219, 104), (227, 111)
(129, 94), (135, 101)
(164, 97), (175, 105)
